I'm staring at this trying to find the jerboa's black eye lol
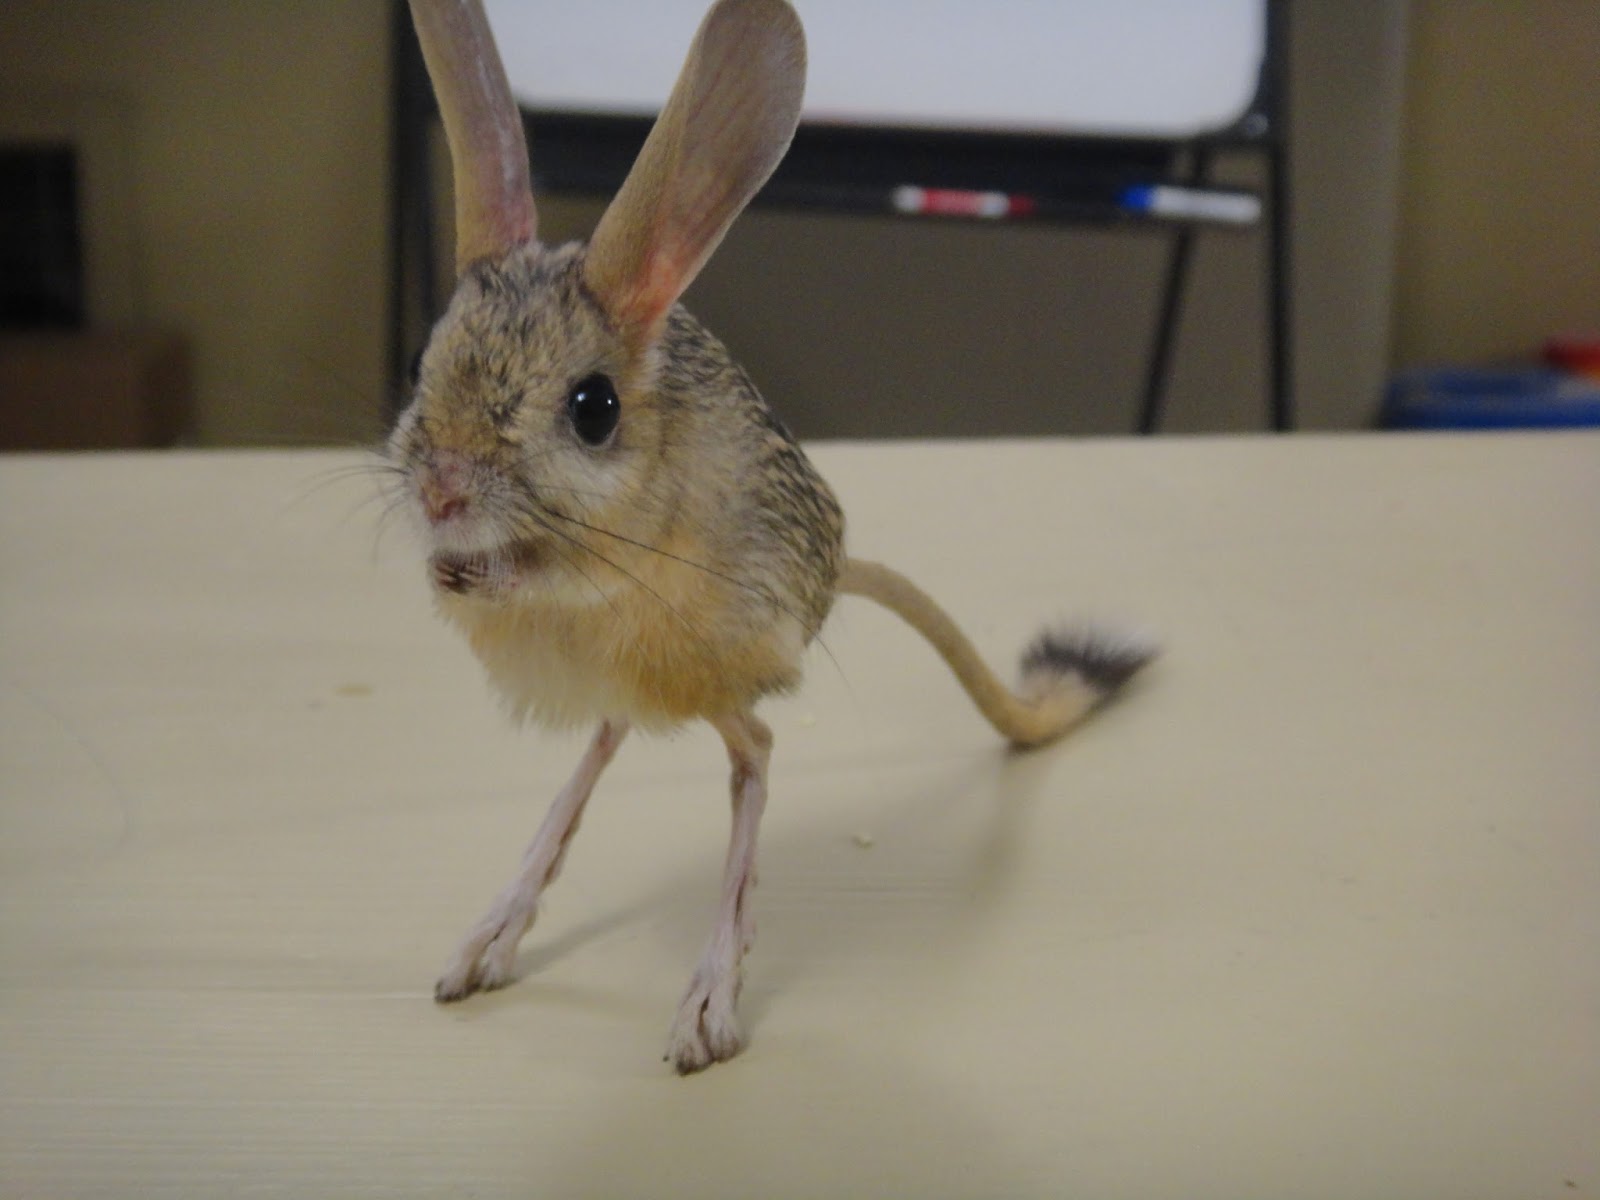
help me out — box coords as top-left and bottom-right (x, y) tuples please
(567, 373), (620, 445)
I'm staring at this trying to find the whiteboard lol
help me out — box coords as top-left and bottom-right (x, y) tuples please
(483, 0), (1267, 140)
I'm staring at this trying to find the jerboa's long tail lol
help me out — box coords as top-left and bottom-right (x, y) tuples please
(836, 558), (1156, 748)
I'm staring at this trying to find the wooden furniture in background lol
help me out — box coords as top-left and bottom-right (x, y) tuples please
(0, 330), (189, 449)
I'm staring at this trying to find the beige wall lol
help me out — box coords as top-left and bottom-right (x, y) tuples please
(2, 2), (1427, 445)
(0, 0), (391, 446)
(1392, 0), (1600, 369)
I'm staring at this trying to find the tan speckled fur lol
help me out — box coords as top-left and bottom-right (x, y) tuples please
(390, 243), (842, 731)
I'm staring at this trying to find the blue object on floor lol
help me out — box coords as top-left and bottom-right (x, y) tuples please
(1383, 368), (1600, 430)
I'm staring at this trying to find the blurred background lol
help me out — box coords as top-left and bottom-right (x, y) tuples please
(0, 0), (1596, 449)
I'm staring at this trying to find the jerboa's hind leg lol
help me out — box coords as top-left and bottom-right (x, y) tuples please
(435, 718), (630, 1001)
(666, 710), (773, 1073)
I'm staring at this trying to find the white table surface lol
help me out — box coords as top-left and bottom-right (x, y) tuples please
(2, 434), (1597, 1198)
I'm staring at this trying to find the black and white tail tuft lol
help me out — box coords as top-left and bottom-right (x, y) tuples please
(1020, 625), (1159, 701)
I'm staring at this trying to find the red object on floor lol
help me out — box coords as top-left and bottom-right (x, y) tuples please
(1544, 337), (1600, 380)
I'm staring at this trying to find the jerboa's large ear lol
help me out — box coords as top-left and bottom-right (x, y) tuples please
(409, 0), (537, 275)
(584, 0), (806, 345)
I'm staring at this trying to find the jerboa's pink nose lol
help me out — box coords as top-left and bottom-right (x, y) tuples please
(424, 492), (467, 524)
(419, 455), (472, 525)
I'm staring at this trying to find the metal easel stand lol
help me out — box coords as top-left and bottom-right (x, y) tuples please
(1138, 0), (1293, 435)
